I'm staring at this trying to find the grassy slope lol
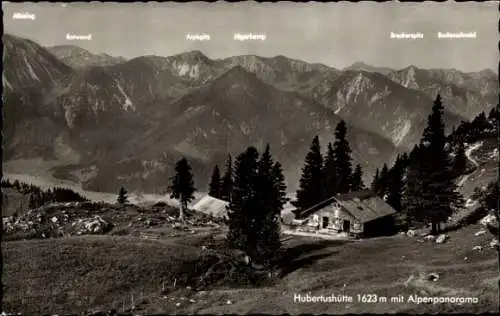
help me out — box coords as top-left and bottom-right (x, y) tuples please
(3, 236), (204, 314)
(3, 224), (498, 314)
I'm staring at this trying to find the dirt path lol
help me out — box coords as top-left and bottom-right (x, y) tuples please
(466, 141), (483, 167)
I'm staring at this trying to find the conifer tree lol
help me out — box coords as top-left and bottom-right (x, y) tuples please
(483, 179), (500, 212)
(226, 147), (260, 252)
(29, 194), (36, 209)
(453, 142), (467, 176)
(408, 144), (421, 164)
(117, 186), (129, 205)
(208, 165), (222, 198)
(404, 95), (464, 234)
(371, 168), (380, 192)
(402, 155), (430, 226)
(472, 112), (489, 130)
(169, 158), (196, 222)
(375, 163), (389, 197)
(488, 106), (499, 130)
(350, 164), (364, 191)
(323, 142), (336, 197)
(271, 162), (288, 209)
(332, 120), (353, 193)
(294, 136), (324, 209)
(386, 155), (405, 212)
(220, 155), (233, 202)
(254, 144), (283, 265)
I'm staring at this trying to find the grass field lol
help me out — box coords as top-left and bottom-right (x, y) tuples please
(3, 224), (498, 314)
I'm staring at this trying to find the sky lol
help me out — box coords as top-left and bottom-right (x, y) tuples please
(3, 1), (499, 72)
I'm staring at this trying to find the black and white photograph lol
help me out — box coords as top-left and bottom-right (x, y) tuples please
(1, 1), (499, 314)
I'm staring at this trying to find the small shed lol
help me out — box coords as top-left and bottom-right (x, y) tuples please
(292, 190), (397, 238)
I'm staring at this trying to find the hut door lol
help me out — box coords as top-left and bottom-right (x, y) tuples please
(322, 216), (329, 228)
(343, 220), (350, 232)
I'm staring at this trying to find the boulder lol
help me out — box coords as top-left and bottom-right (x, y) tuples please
(435, 234), (449, 244)
(406, 230), (416, 237)
(231, 249), (250, 265)
(72, 215), (112, 235)
(427, 272), (439, 282)
(480, 214), (498, 227)
(472, 245), (483, 251)
(489, 239), (499, 249)
(474, 230), (486, 237)
(424, 235), (436, 241)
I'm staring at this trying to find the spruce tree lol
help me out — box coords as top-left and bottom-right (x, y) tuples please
(117, 186), (129, 205)
(226, 147), (260, 252)
(323, 142), (336, 197)
(220, 155), (233, 202)
(472, 112), (489, 131)
(483, 179), (500, 212)
(350, 164), (364, 191)
(453, 142), (467, 176)
(29, 194), (37, 209)
(402, 154), (431, 226)
(371, 168), (380, 192)
(294, 136), (324, 209)
(407, 95), (464, 234)
(375, 163), (389, 197)
(254, 144), (283, 266)
(332, 120), (353, 193)
(488, 106), (499, 131)
(208, 165), (222, 198)
(169, 158), (196, 222)
(409, 144), (421, 164)
(271, 162), (288, 209)
(386, 155), (405, 212)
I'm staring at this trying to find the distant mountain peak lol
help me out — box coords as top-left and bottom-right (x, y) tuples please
(404, 64), (419, 71)
(344, 62), (393, 75)
(47, 44), (126, 68)
(173, 50), (211, 63)
(346, 61), (371, 68)
(477, 68), (497, 76)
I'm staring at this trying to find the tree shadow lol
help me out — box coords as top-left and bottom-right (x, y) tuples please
(277, 239), (346, 278)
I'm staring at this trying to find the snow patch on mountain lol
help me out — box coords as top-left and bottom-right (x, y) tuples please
(390, 118), (412, 146)
(334, 90), (347, 114)
(184, 105), (207, 119)
(116, 82), (135, 111)
(369, 86), (392, 105)
(240, 122), (252, 135)
(401, 66), (419, 89)
(345, 73), (374, 102)
(172, 61), (200, 79)
(230, 83), (241, 90)
(23, 54), (40, 81)
(3, 73), (12, 90)
(64, 107), (77, 129)
(334, 73), (375, 113)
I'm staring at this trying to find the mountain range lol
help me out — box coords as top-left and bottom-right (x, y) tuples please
(3, 33), (497, 193)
